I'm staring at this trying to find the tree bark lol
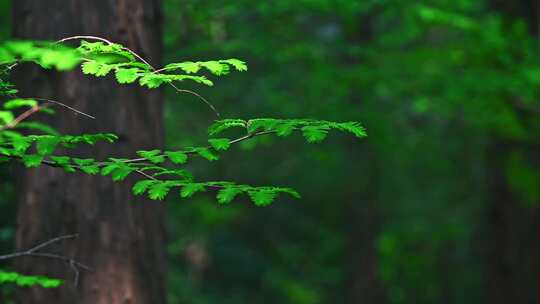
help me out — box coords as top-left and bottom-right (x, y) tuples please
(344, 156), (386, 304)
(482, 1), (540, 303)
(482, 140), (540, 304)
(12, 1), (166, 303)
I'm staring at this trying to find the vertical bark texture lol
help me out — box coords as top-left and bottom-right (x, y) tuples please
(483, 141), (540, 304)
(344, 157), (386, 304)
(343, 14), (386, 303)
(482, 1), (540, 304)
(12, 1), (166, 303)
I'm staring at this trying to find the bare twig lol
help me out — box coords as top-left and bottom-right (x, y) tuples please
(0, 103), (51, 131)
(0, 96), (95, 132)
(172, 87), (220, 118)
(0, 234), (91, 286)
(56, 35), (113, 45)
(29, 97), (95, 119)
(135, 169), (158, 181)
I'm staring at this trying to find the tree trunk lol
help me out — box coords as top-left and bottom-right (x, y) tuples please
(482, 1), (540, 303)
(12, 1), (166, 303)
(482, 140), (539, 304)
(344, 156), (386, 304)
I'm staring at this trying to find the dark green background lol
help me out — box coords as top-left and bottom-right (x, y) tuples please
(3, 0), (540, 303)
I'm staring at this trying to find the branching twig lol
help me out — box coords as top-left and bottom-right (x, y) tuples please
(56, 36), (221, 118)
(0, 234), (91, 286)
(0, 130), (276, 184)
(106, 130), (277, 165)
(5, 35), (221, 117)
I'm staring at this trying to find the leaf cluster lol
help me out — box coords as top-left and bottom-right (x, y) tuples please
(133, 179), (300, 206)
(0, 270), (62, 288)
(209, 118), (367, 143)
(77, 41), (247, 88)
(0, 38), (366, 207)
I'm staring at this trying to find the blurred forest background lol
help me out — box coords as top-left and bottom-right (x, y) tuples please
(2, 0), (540, 303)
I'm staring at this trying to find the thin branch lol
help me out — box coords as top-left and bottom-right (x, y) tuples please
(56, 35), (113, 45)
(1, 124), (276, 173)
(172, 87), (221, 118)
(135, 169), (158, 181)
(0, 234), (91, 286)
(0, 96), (95, 131)
(112, 130), (276, 165)
(29, 97), (96, 119)
(55, 36), (221, 118)
(6, 35), (221, 118)
(0, 103), (51, 131)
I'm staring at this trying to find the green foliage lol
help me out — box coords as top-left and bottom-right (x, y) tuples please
(3, 99), (37, 109)
(137, 150), (166, 164)
(0, 270), (62, 288)
(1, 106), (363, 206)
(209, 118), (367, 143)
(0, 132), (117, 157)
(132, 179), (300, 205)
(0, 34), (365, 294)
(76, 41), (244, 88)
(208, 138), (231, 151)
(163, 59), (247, 75)
(0, 41), (80, 70)
(506, 151), (540, 207)
(165, 151), (188, 164)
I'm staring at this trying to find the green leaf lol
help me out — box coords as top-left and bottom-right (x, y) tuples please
(79, 164), (100, 175)
(50, 156), (70, 166)
(208, 138), (231, 151)
(0, 270), (63, 288)
(139, 74), (170, 88)
(208, 119), (247, 135)
(200, 61), (228, 76)
(301, 126), (329, 143)
(164, 61), (201, 73)
(38, 107), (55, 115)
(132, 180), (156, 195)
(3, 99), (37, 109)
(137, 149), (165, 164)
(72, 158), (94, 166)
(217, 187), (242, 204)
(81, 61), (101, 75)
(165, 151), (188, 164)
(0, 111), (14, 125)
(196, 148), (219, 161)
(111, 164), (133, 181)
(36, 136), (61, 155)
(247, 118), (279, 133)
(275, 122), (295, 137)
(248, 189), (277, 206)
(335, 121), (367, 138)
(148, 182), (172, 200)
(180, 183), (206, 198)
(220, 58), (248, 71)
(22, 154), (43, 168)
(100, 162), (120, 176)
(12, 137), (31, 153)
(115, 68), (141, 84)
(81, 60), (112, 76)
(94, 64), (112, 77)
